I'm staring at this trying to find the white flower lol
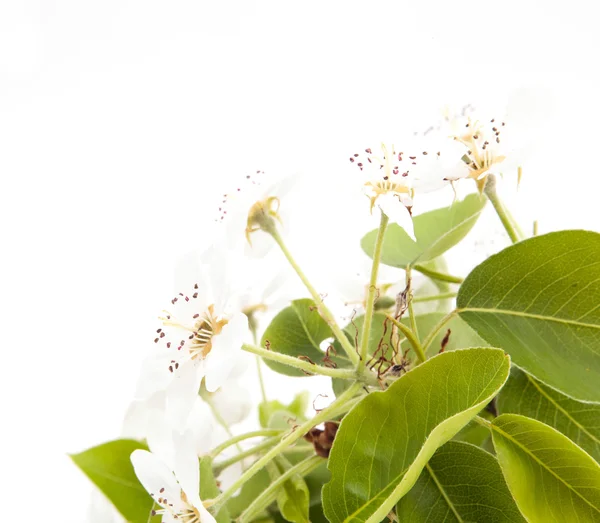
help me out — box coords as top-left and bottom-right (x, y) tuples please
(136, 245), (250, 430)
(131, 431), (216, 523)
(123, 392), (216, 458)
(216, 170), (297, 257)
(435, 89), (548, 185)
(351, 139), (468, 237)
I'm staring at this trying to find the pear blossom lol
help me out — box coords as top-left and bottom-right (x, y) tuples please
(136, 245), (250, 430)
(131, 431), (216, 523)
(350, 138), (468, 237)
(216, 170), (297, 257)
(434, 89), (549, 186)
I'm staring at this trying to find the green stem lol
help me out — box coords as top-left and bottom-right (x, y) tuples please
(251, 327), (268, 403)
(238, 455), (323, 523)
(212, 437), (280, 475)
(406, 266), (419, 342)
(484, 174), (521, 244)
(268, 227), (361, 366)
(208, 382), (363, 513)
(420, 310), (457, 355)
(359, 212), (389, 369)
(386, 315), (426, 363)
(242, 343), (368, 381)
(413, 292), (457, 303)
(210, 429), (283, 459)
(474, 415), (492, 428)
(413, 264), (464, 285)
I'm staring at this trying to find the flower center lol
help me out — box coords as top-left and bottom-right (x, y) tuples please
(189, 304), (228, 359)
(453, 117), (507, 179)
(151, 488), (202, 523)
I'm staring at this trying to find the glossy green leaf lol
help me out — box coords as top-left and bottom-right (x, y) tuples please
(396, 441), (525, 522)
(259, 392), (310, 429)
(492, 413), (600, 522)
(397, 312), (489, 359)
(260, 299), (333, 376)
(200, 457), (231, 523)
(498, 367), (600, 462)
(322, 348), (511, 523)
(361, 193), (486, 268)
(70, 439), (154, 523)
(457, 230), (600, 402)
(453, 409), (495, 450)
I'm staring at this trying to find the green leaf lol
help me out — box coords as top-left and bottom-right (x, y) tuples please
(396, 441), (525, 522)
(361, 193), (486, 268)
(70, 439), (154, 523)
(453, 409), (495, 449)
(491, 413), (600, 522)
(260, 299), (333, 376)
(269, 457), (310, 523)
(498, 367), (600, 462)
(226, 468), (272, 518)
(457, 230), (600, 402)
(396, 312), (489, 359)
(322, 348), (511, 523)
(259, 392), (310, 429)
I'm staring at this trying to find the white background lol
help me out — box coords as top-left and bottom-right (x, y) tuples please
(1, 0), (599, 520)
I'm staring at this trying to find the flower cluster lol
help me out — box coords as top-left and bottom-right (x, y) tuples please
(75, 91), (546, 523)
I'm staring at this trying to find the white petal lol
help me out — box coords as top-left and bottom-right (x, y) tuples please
(203, 313), (248, 392)
(172, 430), (201, 508)
(378, 195), (415, 240)
(209, 383), (252, 425)
(187, 398), (216, 455)
(135, 350), (173, 400)
(166, 359), (205, 431)
(130, 450), (184, 512)
(197, 504), (217, 523)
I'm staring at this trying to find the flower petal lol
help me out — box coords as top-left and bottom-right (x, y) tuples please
(166, 359), (205, 431)
(204, 313), (248, 392)
(130, 450), (184, 513)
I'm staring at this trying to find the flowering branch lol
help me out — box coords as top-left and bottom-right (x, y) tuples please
(359, 212), (389, 371)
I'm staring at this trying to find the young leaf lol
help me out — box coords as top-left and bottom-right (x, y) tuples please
(396, 441), (525, 522)
(361, 193), (486, 268)
(260, 299), (333, 376)
(498, 367), (600, 462)
(491, 414), (600, 522)
(70, 439), (153, 523)
(322, 348), (510, 523)
(457, 230), (600, 402)
(274, 456), (311, 523)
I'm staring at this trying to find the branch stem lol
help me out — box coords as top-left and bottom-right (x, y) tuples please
(359, 212), (389, 370)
